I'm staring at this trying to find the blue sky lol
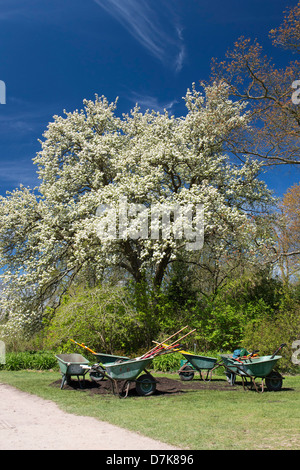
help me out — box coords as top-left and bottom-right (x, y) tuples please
(0, 0), (299, 197)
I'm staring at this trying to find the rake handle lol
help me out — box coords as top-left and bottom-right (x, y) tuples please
(70, 339), (97, 355)
(168, 329), (196, 347)
(141, 326), (189, 358)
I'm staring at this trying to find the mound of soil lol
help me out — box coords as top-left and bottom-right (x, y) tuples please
(51, 374), (238, 397)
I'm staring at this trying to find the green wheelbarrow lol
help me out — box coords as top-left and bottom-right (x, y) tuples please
(239, 355), (284, 392)
(88, 356), (157, 398)
(220, 344), (286, 392)
(178, 353), (218, 381)
(69, 339), (130, 383)
(55, 354), (90, 389)
(89, 352), (130, 383)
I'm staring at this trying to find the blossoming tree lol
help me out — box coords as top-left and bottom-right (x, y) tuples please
(0, 82), (273, 333)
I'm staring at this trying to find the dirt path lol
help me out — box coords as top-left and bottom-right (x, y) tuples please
(0, 383), (180, 450)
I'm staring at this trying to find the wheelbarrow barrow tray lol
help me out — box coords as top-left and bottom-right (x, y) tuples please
(240, 355), (283, 391)
(179, 353), (218, 381)
(182, 353), (217, 370)
(88, 353), (131, 383)
(55, 353), (90, 389)
(105, 357), (153, 381)
(219, 354), (247, 375)
(241, 355), (282, 378)
(92, 352), (130, 364)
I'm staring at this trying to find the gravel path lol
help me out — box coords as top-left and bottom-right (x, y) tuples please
(0, 383), (180, 450)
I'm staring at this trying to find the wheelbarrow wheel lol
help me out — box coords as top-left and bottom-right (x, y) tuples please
(89, 366), (105, 382)
(265, 371), (283, 391)
(179, 365), (194, 381)
(135, 374), (156, 396)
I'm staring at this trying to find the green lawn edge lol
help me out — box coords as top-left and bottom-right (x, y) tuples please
(0, 370), (299, 450)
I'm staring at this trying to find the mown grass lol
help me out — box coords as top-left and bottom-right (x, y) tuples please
(0, 369), (299, 450)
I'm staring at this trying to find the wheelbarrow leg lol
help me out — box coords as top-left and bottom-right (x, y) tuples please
(240, 369), (260, 392)
(77, 375), (84, 388)
(226, 372), (236, 386)
(251, 377), (259, 392)
(119, 380), (131, 399)
(111, 379), (118, 396)
(202, 370), (212, 381)
(242, 376), (245, 390)
(60, 374), (66, 389)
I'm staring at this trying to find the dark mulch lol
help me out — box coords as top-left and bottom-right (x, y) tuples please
(50, 374), (239, 397)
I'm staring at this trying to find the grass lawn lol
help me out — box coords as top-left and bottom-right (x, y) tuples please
(0, 370), (299, 450)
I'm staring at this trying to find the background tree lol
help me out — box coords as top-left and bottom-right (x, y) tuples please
(211, 1), (300, 166)
(0, 82), (273, 335)
(274, 183), (300, 284)
(270, 2), (300, 53)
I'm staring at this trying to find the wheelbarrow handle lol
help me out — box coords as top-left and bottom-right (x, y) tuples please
(271, 343), (287, 359)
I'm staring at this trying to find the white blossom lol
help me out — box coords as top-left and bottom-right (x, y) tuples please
(0, 83), (274, 334)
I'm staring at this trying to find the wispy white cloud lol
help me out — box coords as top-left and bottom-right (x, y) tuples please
(93, 0), (185, 72)
(129, 91), (178, 113)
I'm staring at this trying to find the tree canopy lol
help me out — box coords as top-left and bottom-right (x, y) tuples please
(0, 82), (273, 334)
(211, 1), (300, 166)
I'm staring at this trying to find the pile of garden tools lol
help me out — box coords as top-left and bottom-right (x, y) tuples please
(138, 325), (196, 360)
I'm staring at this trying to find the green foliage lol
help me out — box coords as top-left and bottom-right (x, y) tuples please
(197, 305), (244, 350)
(0, 351), (57, 371)
(187, 272), (284, 351)
(2, 266), (299, 377)
(152, 352), (182, 372)
(155, 259), (198, 333)
(139, 269), (299, 357)
(243, 303), (300, 373)
(196, 298), (276, 350)
(216, 271), (284, 311)
(0, 330), (47, 353)
(44, 284), (156, 355)
(127, 280), (160, 346)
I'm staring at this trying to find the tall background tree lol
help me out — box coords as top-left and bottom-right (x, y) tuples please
(211, 1), (300, 166)
(274, 183), (300, 284)
(0, 83), (273, 336)
(1, 3), (299, 359)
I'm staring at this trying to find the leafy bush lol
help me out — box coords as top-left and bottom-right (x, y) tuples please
(242, 304), (300, 373)
(153, 269), (283, 352)
(0, 351), (58, 371)
(152, 352), (182, 372)
(0, 330), (47, 353)
(44, 284), (157, 355)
